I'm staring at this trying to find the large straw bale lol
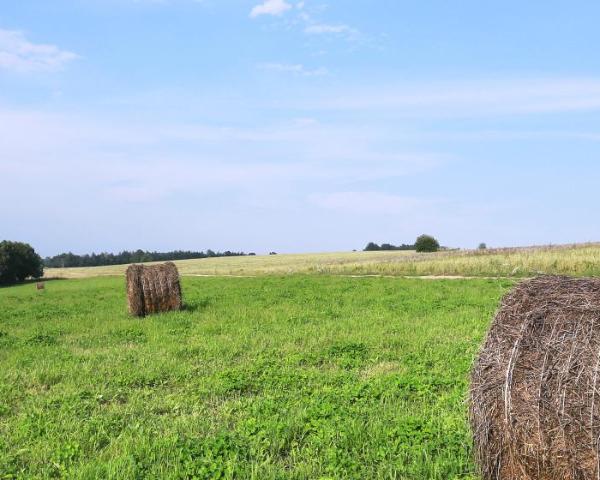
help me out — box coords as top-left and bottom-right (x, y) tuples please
(470, 276), (600, 480)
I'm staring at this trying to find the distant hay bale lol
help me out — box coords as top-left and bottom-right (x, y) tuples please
(125, 262), (182, 317)
(470, 276), (600, 480)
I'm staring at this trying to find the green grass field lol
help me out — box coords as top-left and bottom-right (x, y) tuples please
(44, 243), (600, 279)
(0, 275), (513, 479)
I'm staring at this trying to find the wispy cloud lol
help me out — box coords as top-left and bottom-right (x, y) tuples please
(0, 29), (79, 73)
(309, 192), (431, 214)
(250, 0), (292, 18)
(249, 1), (361, 42)
(304, 23), (357, 35)
(295, 77), (600, 117)
(0, 106), (440, 187)
(258, 62), (328, 76)
(297, 5), (360, 40)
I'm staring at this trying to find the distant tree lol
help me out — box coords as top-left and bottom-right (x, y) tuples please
(269, 252), (278, 256)
(364, 242), (381, 251)
(478, 242), (487, 250)
(415, 234), (440, 253)
(0, 241), (43, 285)
(248, 253), (256, 256)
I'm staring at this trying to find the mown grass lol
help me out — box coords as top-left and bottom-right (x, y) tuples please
(44, 243), (600, 279)
(0, 276), (512, 479)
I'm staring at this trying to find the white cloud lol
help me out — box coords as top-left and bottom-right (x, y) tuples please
(250, 0), (292, 18)
(0, 29), (79, 73)
(258, 62), (328, 76)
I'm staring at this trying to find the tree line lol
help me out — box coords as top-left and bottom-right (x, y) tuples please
(363, 242), (415, 251)
(43, 249), (249, 268)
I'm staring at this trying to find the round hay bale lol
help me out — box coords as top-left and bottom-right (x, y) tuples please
(126, 264), (145, 316)
(470, 276), (600, 480)
(125, 262), (182, 317)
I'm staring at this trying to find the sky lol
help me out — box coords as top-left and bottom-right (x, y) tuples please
(1, 1), (600, 257)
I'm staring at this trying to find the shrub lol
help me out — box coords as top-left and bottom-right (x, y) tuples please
(478, 243), (487, 250)
(0, 241), (43, 285)
(415, 235), (440, 253)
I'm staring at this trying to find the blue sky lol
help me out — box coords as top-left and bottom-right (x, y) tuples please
(2, 0), (600, 256)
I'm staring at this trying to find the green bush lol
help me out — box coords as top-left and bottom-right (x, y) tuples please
(415, 235), (440, 253)
(0, 240), (43, 285)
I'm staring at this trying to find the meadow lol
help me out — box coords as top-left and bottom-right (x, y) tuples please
(44, 243), (600, 279)
(0, 275), (513, 479)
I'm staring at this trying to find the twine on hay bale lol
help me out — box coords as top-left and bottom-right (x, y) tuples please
(470, 275), (600, 480)
(125, 262), (182, 317)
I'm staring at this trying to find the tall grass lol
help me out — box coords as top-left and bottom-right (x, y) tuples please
(44, 243), (600, 278)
